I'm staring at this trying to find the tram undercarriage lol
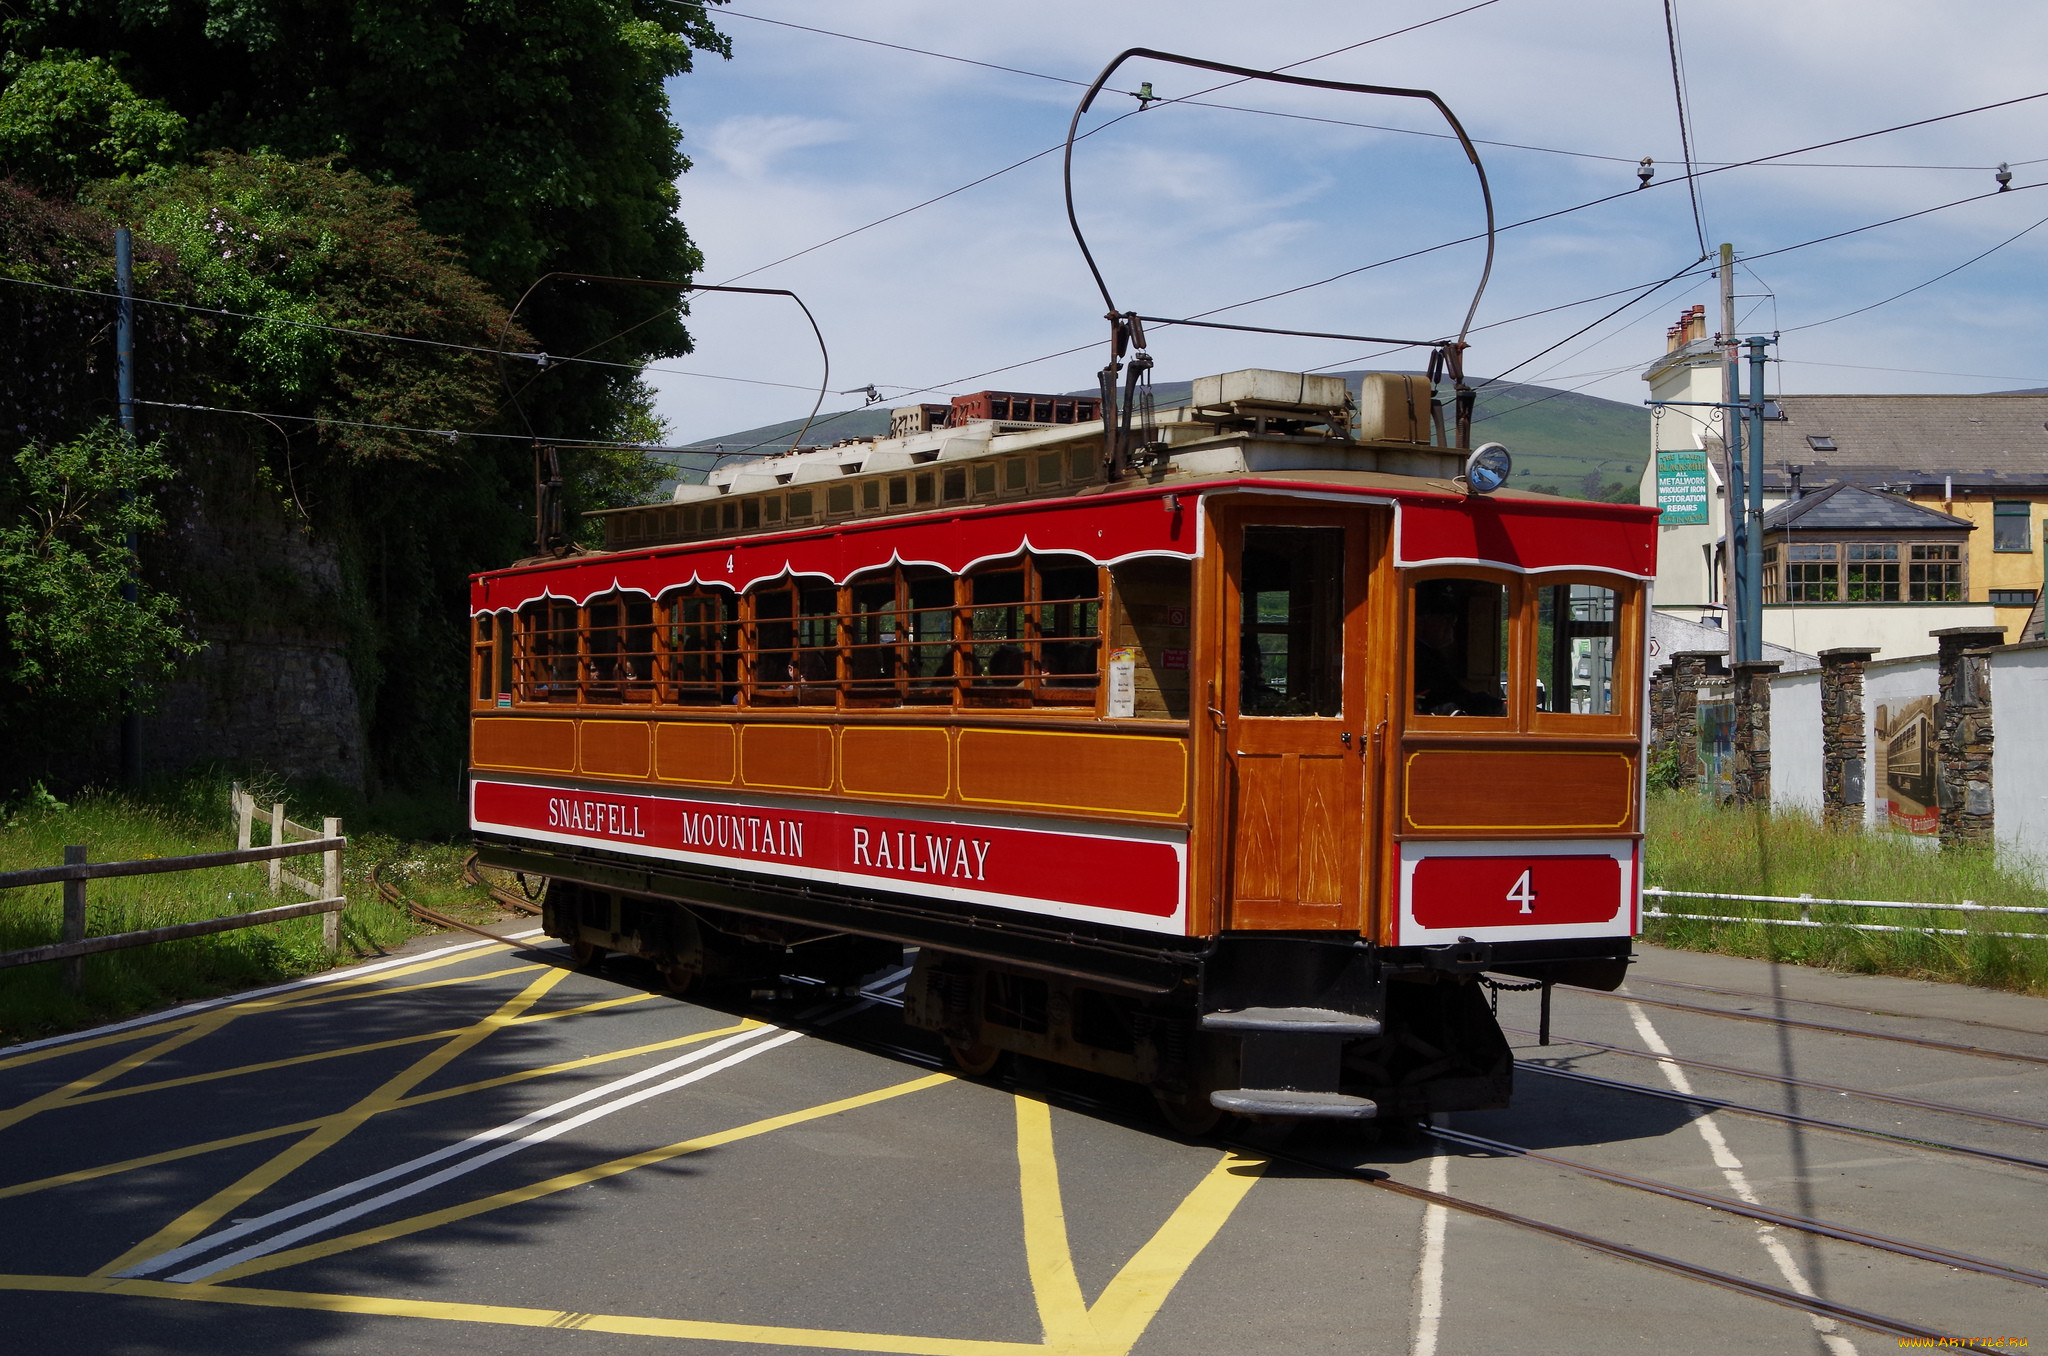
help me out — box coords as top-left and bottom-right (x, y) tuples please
(502, 843), (1628, 1133)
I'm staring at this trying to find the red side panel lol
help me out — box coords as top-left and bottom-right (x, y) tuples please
(1399, 497), (1657, 579)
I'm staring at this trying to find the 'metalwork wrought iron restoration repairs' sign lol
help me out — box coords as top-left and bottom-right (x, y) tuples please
(1656, 449), (1709, 525)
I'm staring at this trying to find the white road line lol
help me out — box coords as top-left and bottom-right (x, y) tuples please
(1626, 1002), (1859, 1356)
(117, 1021), (787, 1280)
(1410, 1144), (1451, 1356)
(2, 932), (544, 1056)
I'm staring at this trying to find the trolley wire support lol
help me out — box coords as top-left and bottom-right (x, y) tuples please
(1061, 48), (1498, 474)
(493, 274), (832, 554)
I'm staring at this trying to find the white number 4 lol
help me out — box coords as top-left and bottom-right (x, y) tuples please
(1507, 869), (1537, 915)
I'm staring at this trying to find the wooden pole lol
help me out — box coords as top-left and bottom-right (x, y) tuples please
(234, 782), (253, 853)
(61, 846), (87, 995)
(269, 802), (285, 896)
(322, 817), (343, 949)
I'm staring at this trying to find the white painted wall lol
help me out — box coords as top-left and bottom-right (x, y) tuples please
(1640, 340), (1728, 618)
(1861, 656), (1940, 834)
(1762, 605), (1999, 663)
(1989, 644), (2048, 871)
(1769, 669), (1824, 814)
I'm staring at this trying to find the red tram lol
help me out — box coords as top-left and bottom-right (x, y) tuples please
(468, 366), (1656, 1130)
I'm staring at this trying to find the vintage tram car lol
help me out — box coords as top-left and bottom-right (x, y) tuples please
(468, 369), (1655, 1129)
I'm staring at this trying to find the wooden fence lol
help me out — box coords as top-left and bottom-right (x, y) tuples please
(0, 783), (346, 991)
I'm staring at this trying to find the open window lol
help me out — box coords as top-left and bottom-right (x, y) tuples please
(514, 600), (580, 704)
(664, 588), (734, 705)
(1535, 582), (1620, 715)
(584, 592), (656, 703)
(1409, 576), (1509, 719)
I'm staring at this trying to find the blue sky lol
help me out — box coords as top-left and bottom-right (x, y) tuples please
(648, 1), (2048, 445)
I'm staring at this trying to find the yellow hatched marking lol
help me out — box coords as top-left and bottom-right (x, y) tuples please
(0, 1274), (1044, 1356)
(0, 1018), (758, 1203)
(93, 966), (571, 1277)
(1083, 1150), (1266, 1354)
(65, 991), (654, 1106)
(1013, 1095), (1097, 1349)
(0, 1017), (228, 1135)
(206, 1072), (957, 1283)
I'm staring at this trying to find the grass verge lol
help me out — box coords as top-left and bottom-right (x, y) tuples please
(1645, 793), (2048, 996)
(0, 771), (513, 1042)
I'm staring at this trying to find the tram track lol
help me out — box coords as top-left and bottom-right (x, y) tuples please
(1628, 974), (2047, 1041)
(1508, 1025), (2048, 1134)
(1570, 985), (2048, 1067)
(1515, 1060), (2048, 1173)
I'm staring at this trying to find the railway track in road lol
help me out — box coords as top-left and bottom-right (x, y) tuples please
(1509, 1025), (2048, 1134)
(1570, 985), (2048, 1067)
(1628, 974), (2048, 1041)
(1516, 1059), (2048, 1172)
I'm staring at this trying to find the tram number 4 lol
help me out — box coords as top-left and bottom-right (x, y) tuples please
(1506, 868), (1537, 915)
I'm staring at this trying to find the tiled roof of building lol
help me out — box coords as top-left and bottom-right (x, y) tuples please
(1751, 393), (2048, 491)
(1757, 481), (1974, 533)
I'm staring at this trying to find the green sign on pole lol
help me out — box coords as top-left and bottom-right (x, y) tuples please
(1656, 449), (1709, 525)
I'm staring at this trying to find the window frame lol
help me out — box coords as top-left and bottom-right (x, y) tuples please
(1403, 565), (1522, 734)
(1527, 572), (1639, 736)
(1993, 501), (2032, 553)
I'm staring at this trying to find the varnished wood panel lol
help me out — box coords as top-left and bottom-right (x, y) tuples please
(741, 723), (834, 792)
(840, 726), (951, 800)
(1294, 755), (1350, 908)
(1403, 749), (1634, 832)
(1228, 755), (1291, 907)
(579, 720), (651, 779)
(654, 722), (736, 785)
(957, 729), (1187, 818)
(472, 717), (576, 773)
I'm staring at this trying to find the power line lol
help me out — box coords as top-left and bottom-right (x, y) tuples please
(1781, 209), (2048, 332)
(131, 399), (688, 451)
(1661, 0), (1709, 255)
(1780, 359), (2048, 385)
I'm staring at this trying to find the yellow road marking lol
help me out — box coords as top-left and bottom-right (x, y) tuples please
(1013, 1094), (1098, 1349)
(207, 1072), (956, 1283)
(0, 948), (536, 1075)
(64, 991), (655, 1106)
(0, 1016), (229, 1135)
(0, 1018), (759, 1203)
(94, 967), (572, 1277)
(262, 964), (545, 1013)
(0, 1274), (1044, 1355)
(1085, 1151), (1266, 1354)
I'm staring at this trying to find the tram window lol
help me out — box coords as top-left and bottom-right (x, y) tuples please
(973, 462), (997, 496)
(790, 491), (814, 520)
(1068, 447), (1094, 482)
(1536, 584), (1619, 715)
(721, 501), (738, 531)
(750, 587), (797, 703)
(1037, 561), (1101, 700)
(666, 591), (733, 705)
(794, 585), (838, 704)
(763, 496), (782, 524)
(943, 468), (968, 502)
(742, 499), (761, 530)
(915, 473), (936, 505)
(1005, 458), (1028, 491)
(967, 567), (1029, 702)
(1411, 577), (1508, 717)
(1239, 527), (1342, 717)
(903, 570), (957, 704)
(585, 594), (656, 703)
(1036, 451), (1062, 486)
(827, 485), (854, 516)
(1109, 559), (1192, 720)
(495, 613), (513, 701)
(474, 615), (497, 702)
(888, 477), (908, 506)
(847, 575), (901, 705)
(517, 601), (580, 703)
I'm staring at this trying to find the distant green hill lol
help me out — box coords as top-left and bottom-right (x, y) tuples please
(652, 372), (1648, 502)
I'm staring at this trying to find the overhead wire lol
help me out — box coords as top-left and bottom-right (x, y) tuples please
(1781, 209), (2048, 332)
(1661, 0), (1709, 255)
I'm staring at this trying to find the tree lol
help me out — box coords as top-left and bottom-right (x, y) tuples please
(4, 0), (731, 445)
(0, 422), (200, 741)
(0, 53), (184, 194)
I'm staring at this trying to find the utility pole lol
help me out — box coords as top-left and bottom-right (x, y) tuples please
(1742, 334), (1773, 663)
(115, 226), (142, 788)
(1719, 242), (1747, 664)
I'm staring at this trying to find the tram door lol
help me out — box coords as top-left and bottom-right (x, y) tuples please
(1216, 507), (1372, 930)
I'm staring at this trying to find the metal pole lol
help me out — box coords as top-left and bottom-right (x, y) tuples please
(115, 227), (142, 788)
(1719, 243), (1739, 652)
(1727, 349), (1748, 664)
(1744, 336), (1771, 663)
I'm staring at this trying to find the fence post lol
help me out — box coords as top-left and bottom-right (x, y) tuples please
(1818, 647), (1878, 830)
(269, 801), (286, 896)
(1730, 659), (1782, 808)
(233, 782), (253, 853)
(322, 817), (343, 949)
(61, 846), (87, 996)
(1933, 625), (2004, 851)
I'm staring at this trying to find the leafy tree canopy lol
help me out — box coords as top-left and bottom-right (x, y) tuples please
(0, 52), (184, 194)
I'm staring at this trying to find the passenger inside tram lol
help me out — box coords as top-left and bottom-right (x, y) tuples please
(1412, 577), (1508, 717)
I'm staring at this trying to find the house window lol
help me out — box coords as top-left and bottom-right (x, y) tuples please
(1843, 543), (1899, 602)
(1990, 588), (2038, 607)
(1909, 544), (1963, 601)
(1994, 501), (2031, 552)
(1784, 543), (1838, 602)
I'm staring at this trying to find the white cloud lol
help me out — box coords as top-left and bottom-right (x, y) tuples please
(698, 113), (855, 180)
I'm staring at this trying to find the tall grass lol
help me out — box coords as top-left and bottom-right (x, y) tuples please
(0, 771), (501, 1040)
(1645, 794), (2048, 995)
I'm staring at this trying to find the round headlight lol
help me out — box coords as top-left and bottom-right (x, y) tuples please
(1464, 442), (1511, 495)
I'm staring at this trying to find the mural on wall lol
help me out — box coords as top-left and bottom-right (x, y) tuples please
(1697, 696), (1735, 803)
(1875, 696), (1938, 834)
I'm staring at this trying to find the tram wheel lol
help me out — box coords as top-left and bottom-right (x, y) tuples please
(657, 961), (699, 995)
(568, 937), (605, 968)
(1153, 1090), (1225, 1137)
(944, 1039), (1004, 1077)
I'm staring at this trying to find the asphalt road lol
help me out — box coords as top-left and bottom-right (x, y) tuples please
(0, 928), (2039, 1356)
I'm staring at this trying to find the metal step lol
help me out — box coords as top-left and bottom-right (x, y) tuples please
(1200, 1006), (1384, 1037)
(1210, 1089), (1380, 1119)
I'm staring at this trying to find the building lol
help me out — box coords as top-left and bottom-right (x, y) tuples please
(1639, 308), (2038, 657)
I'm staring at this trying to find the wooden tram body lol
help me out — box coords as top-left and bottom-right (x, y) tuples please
(468, 371), (1657, 1125)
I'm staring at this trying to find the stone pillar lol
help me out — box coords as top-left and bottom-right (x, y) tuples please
(1729, 660), (1781, 808)
(1818, 647), (1877, 829)
(1666, 651), (1720, 791)
(1933, 626), (2004, 850)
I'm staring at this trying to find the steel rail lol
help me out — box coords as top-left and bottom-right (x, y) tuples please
(457, 853), (544, 917)
(1507, 1026), (2048, 1133)
(1568, 985), (2048, 1067)
(1426, 1124), (2048, 1290)
(1517, 1061), (2048, 1174)
(1626, 974), (2047, 1041)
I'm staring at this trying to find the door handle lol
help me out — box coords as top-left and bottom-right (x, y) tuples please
(1341, 731), (1352, 747)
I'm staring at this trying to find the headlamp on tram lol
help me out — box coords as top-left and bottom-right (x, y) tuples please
(1461, 442), (1512, 495)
